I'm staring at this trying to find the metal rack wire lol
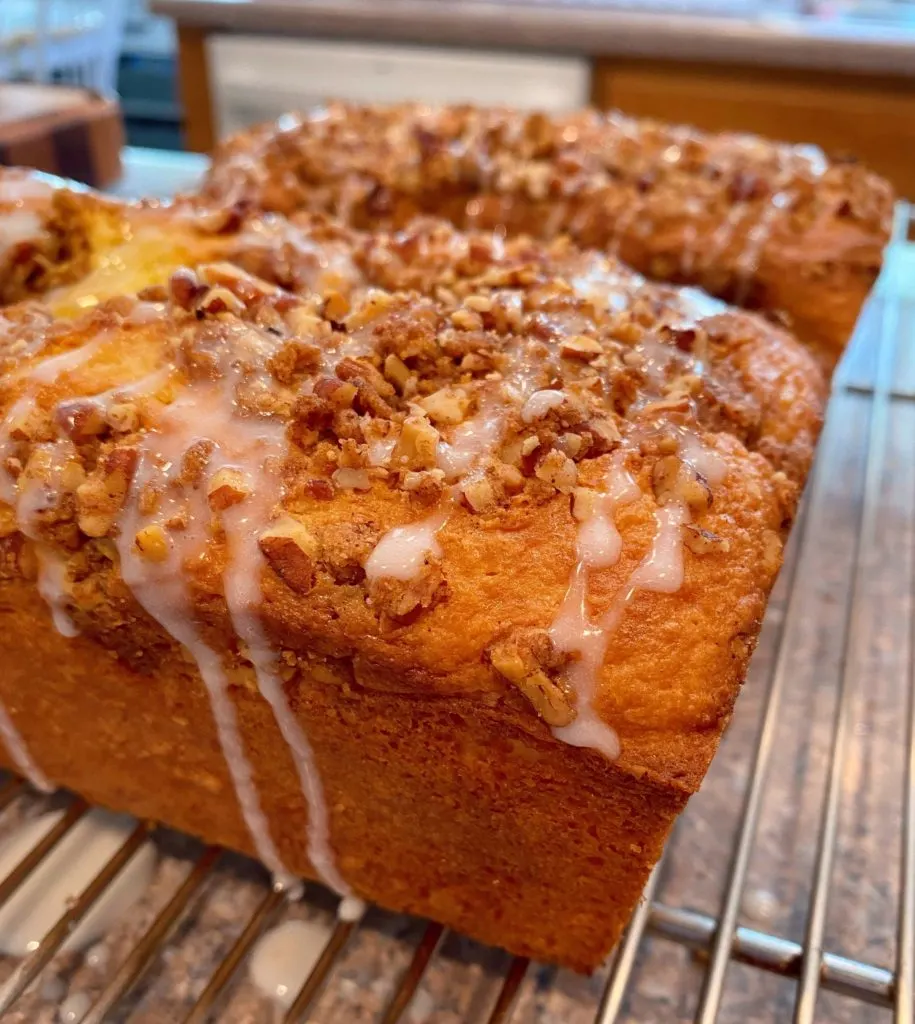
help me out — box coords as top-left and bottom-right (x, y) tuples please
(0, 204), (911, 1023)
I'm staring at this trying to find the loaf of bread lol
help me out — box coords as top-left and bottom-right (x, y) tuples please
(0, 167), (831, 968)
(201, 102), (894, 370)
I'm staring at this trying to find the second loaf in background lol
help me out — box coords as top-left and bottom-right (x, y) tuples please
(201, 102), (895, 371)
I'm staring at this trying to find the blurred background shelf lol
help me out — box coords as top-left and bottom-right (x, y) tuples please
(3, 2), (913, 193)
(146, 0), (915, 195)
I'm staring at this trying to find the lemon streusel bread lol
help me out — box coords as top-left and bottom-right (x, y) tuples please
(0, 195), (828, 967)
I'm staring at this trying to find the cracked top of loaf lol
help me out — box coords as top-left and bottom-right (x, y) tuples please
(199, 102), (894, 367)
(0, 173), (826, 791)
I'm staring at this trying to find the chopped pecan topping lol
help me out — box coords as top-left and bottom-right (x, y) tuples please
(534, 449), (578, 494)
(267, 339), (322, 384)
(106, 401), (140, 434)
(651, 455), (712, 513)
(332, 467), (371, 491)
(313, 377), (357, 410)
(487, 629), (574, 727)
(55, 399), (105, 443)
(392, 416), (440, 471)
(180, 439), (216, 487)
(197, 286), (245, 317)
(134, 523), (170, 562)
(560, 334), (603, 361)
(207, 467), (250, 510)
(368, 556), (446, 622)
(382, 353), (412, 392)
(418, 387), (470, 426)
(402, 468), (447, 505)
(335, 356), (395, 418)
(168, 267), (205, 309)
(682, 523), (730, 555)
(76, 447), (138, 538)
(258, 518), (319, 595)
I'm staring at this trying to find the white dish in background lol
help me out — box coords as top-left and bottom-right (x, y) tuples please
(208, 36), (589, 139)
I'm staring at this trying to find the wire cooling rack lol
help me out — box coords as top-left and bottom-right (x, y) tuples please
(0, 204), (912, 1024)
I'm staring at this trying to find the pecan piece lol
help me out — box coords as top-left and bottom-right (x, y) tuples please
(651, 455), (712, 513)
(487, 629), (574, 727)
(76, 447), (139, 538)
(682, 523), (731, 555)
(392, 416), (440, 471)
(55, 399), (105, 443)
(207, 467), (250, 511)
(258, 518), (319, 595)
(134, 523), (170, 562)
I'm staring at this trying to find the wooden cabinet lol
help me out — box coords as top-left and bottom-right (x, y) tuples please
(593, 57), (915, 197)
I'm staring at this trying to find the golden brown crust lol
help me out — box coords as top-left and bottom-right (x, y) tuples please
(202, 102), (894, 368)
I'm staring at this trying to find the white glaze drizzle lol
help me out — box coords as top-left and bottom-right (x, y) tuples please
(364, 516), (445, 584)
(124, 311), (360, 896)
(0, 334), (123, 791)
(2, 352), (173, 642)
(35, 546), (79, 639)
(0, 174), (52, 262)
(220, 452), (352, 893)
(607, 200), (643, 259)
(549, 453), (640, 760)
(732, 177), (794, 307)
(368, 336), (547, 584)
(700, 202), (749, 282)
(0, 291), (392, 897)
(249, 918), (331, 1010)
(701, 151), (805, 303)
(436, 401), (503, 479)
(0, 704), (52, 793)
(679, 220), (699, 279)
(12, 439), (81, 642)
(58, 992), (91, 1023)
(366, 434), (396, 468)
(569, 256), (634, 314)
(0, 209), (42, 260)
(0, 441), (77, 788)
(115, 404), (294, 887)
(114, 329), (350, 894)
(0, 336), (108, 506)
(627, 501), (690, 594)
(678, 427), (729, 486)
(337, 895), (367, 922)
(238, 216), (361, 297)
(550, 422), (725, 760)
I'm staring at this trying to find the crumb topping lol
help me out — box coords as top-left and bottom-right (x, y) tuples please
(201, 102), (893, 326)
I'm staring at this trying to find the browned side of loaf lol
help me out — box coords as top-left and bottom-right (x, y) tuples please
(0, 581), (682, 971)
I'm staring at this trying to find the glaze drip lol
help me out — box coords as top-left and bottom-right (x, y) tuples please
(114, 323), (350, 895)
(550, 424), (725, 761)
(365, 516), (445, 584)
(549, 453), (641, 759)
